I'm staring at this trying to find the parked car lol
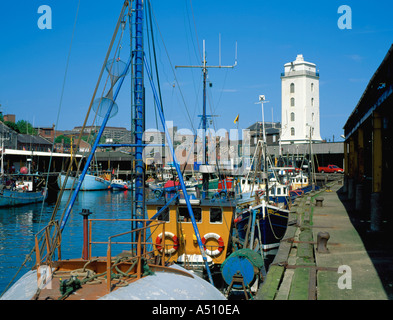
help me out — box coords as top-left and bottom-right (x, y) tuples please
(318, 164), (344, 173)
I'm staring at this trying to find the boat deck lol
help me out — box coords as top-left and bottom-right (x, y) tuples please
(34, 258), (194, 300)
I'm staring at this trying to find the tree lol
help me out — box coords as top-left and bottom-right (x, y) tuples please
(55, 135), (71, 145)
(16, 120), (37, 135)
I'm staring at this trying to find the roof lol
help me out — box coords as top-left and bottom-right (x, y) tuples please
(344, 44), (393, 137)
(17, 134), (52, 145)
(247, 122), (281, 135)
(3, 148), (82, 158)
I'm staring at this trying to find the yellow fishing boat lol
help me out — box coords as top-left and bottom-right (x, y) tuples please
(146, 197), (236, 270)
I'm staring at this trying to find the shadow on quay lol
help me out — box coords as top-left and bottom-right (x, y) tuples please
(337, 186), (393, 300)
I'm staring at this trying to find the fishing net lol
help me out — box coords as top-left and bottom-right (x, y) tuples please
(106, 58), (130, 81)
(92, 97), (118, 119)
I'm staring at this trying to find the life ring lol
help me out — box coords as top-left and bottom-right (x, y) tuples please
(155, 232), (179, 255)
(202, 232), (224, 256)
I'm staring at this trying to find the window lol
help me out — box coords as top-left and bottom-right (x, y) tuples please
(291, 127), (295, 136)
(312, 113), (315, 121)
(290, 112), (295, 121)
(311, 98), (314, 107)
(177, 207), (202, 223)
(210, 208), (222, 223)
(156, 207), (170, 221)
(290, 97), (295, 107)
(290, 83), (295, 93)
(311, 83), (314, 92)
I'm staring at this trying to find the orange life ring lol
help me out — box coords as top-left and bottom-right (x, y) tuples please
(201, 233), (224, 256)
(155, 232), (179, 255)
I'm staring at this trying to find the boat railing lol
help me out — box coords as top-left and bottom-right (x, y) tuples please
(34, 220), (62, 272)
(34, 218), (170, 293)
(100, 219), (165, 292)
(86, 218), (164, 259)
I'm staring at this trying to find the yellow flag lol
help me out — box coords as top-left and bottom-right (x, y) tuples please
(234, 114), (239, 124)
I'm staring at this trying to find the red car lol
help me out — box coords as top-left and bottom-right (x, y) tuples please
(318, 164), (344, 173)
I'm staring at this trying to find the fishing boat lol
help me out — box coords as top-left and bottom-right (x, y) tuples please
(233, 96), (290, 256)
(146, 195), (237, 280)
(0, 174), (47, 207)
(109, 178), (129, 190)
(234, 200), (289, 255)
(237, 139), (291, 208)
(57, 172), (111, 191)
(1, 0), (226, 300)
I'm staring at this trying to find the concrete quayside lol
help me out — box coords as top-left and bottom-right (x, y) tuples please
(256, 181), (391, 300)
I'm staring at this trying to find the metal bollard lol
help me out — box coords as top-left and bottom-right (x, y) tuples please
(315, 196), (324, 207)
(79, 209), (93, 260)
(317, 231), (330, 253)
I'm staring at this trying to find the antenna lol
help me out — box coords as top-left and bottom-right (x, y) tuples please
(219, 33), (221, 67)
(255, 95), (270, 143)
(176, 38), (237, 70)
(234, 41), (238, 67)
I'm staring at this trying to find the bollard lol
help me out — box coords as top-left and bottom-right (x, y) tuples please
(315, 196), (324, 207)
(79, 209), (93, 260)
(317, 231), (330, 253)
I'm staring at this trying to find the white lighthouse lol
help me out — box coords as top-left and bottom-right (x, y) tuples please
(280, 54), (322, 144)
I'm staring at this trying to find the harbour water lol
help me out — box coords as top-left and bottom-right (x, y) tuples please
(0, 189), (134, 295)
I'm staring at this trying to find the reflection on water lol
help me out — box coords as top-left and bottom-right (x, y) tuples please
(0, 189), (133, 294)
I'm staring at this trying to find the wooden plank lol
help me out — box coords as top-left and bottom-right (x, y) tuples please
(288, 267), (310, 300)
(256, 265), (284, 300)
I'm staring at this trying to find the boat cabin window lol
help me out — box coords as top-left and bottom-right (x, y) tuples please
(156, 206), (170, 222)
(210, 208), (222, 223)
(177, 207), (202, 223)
(277, 188), (281, 195)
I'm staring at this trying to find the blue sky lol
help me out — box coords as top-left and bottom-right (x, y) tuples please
(1, 0), (393, 142)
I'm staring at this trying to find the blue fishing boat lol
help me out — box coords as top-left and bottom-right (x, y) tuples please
(0, 189), (47, 207)
(58, 172), (111, 191)
(0, 174), (47, 207)
(109, 178), (130, 190)
(234, 200), (289, 255)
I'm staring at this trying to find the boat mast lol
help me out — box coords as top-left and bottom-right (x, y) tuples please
(256, 95), (269, 202)
(132, 0), (145, 227)
(202, 41), (208, 196)
(176, 39), (237, 198)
